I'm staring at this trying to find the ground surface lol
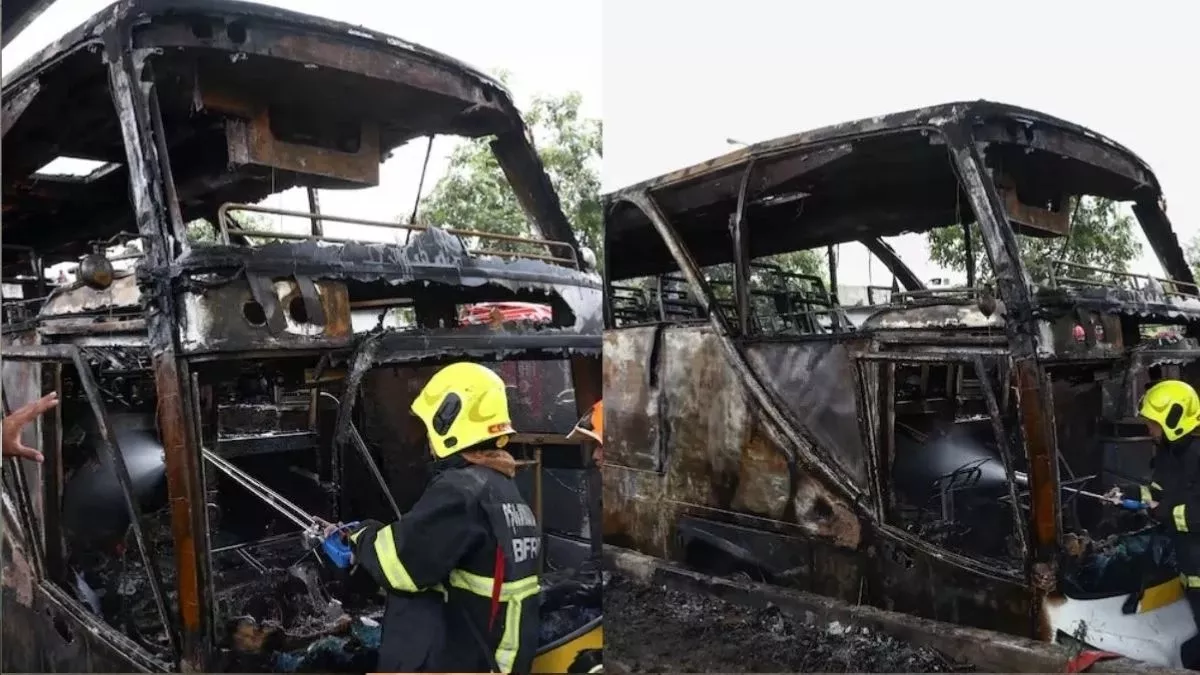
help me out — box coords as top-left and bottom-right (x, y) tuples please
(605, 574), (971, 673)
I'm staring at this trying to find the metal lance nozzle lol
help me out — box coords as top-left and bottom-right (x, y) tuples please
(1012, 470), (1145, 510)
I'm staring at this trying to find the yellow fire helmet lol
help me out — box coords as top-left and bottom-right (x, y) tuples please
(411, 362), (515, 458)
(1139, 379), (1200, 442)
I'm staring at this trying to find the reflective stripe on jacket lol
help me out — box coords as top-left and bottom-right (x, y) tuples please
(1140, 436), (1200, 535)
(350, 456), (541, 673)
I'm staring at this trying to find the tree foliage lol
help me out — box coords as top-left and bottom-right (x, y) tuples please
(416, 89), (602, 267)
(770, 250), (828, 282)
(926, 197), (1141, 282)
(1186, 236), (1200, 283)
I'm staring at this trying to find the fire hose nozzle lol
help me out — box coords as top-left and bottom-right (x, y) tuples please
(1011, 470), (1146, 510)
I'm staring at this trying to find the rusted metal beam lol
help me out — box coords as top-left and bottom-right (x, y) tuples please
(319, 391), (401, 522)
(963, 222), (977, 287)
(827, 245), (841, 331)
(492, 131), (583, 264)
(949, 121), (1061, 630)
(858, 350), (1010, 363)
(147, 85), (188, 249)
(862, 237), (925, 291)
(305, 188), (323, 237)
(731, 160), (756, 337)
(370, 332), (601, 366)
(1132, 199), (1196, 301)
(106, 40), (213, 669)
(2, 344), (80, 361)
(39, 362), (64, 584)
(973, 355), (1029, 562)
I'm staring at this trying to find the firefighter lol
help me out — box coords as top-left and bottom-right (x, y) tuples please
(567, 399), (604, 466)
(328, 362), (541, 673)
(1106, 379), (1200, 668)
(568, 399), (604, 560)
(2, 392), (58, 462)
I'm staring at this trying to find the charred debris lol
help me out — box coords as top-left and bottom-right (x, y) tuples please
(1, 1), (602, 672)
(601, 101), (1197, 641)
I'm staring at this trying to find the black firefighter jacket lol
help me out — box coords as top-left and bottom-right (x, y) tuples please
(349, 451), (542, 673)
(1126, 435), (1200, 586)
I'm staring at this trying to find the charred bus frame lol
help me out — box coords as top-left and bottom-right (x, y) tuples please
(2, 1), (601, 672)
(601, 101), (1200, 642)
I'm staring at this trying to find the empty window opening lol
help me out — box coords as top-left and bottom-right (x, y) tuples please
(32, 157), (122, 183)
(882, 360), (1022, 568)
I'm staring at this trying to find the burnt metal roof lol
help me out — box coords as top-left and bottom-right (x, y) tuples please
(605, 100), (1160, 200)
(2, 0), (581, 266)
(603, 100), (1170, 281)
(3, 0), (504, 94)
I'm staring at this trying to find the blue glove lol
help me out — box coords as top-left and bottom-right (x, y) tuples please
(321, 521), (360, 569)
(1118, 499), (1147, 511)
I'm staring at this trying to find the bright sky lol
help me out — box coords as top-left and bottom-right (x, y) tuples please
(602, 0), (1200, 287)
(3, 0), (601, 250)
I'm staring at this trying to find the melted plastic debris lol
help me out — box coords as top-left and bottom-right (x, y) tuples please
(274, 617), (381, 672)
(1061, 529), (1176, 596)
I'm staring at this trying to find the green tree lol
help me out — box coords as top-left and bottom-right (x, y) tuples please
(927, 197), (1141, 282)
(769, 250), (828, 282)
(416, 90), (602, 268)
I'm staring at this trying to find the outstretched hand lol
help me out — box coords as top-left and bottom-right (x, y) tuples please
(322, 521), (342, 539)
(2, 393), (59, 463)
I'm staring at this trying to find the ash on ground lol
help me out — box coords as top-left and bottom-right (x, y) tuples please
(605, 574), (972, 673)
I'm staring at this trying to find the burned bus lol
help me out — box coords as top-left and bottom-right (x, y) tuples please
(1, 1), (602, 672)
(601, 101), (1197, 667)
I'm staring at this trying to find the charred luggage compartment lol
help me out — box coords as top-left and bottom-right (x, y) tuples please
(602, 101), (1199, 666)
(2, 1), (602, 672)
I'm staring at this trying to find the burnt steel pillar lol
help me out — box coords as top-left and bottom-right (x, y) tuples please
(106, 42), (212, 670)
(944, 121), (1061, 632)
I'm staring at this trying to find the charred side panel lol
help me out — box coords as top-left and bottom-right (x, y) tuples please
(1, 584), (157, 673)
(602, 327), (668, 553)
(178, 279), (351, 354)
(603, 326), (861, 564)
(742, 341), (870, 489)
(869, 534), (1034, 637)
(602, 327), (663, 473)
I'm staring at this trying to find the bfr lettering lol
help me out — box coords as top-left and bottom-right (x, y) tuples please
(512, 536), (540, 563)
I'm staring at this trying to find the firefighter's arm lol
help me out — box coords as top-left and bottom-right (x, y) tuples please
(1152, 492), (1200, 533)
(1111, 481), (1164, 505)
(346, 480), (486, 593)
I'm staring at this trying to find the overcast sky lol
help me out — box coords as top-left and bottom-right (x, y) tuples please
(7, 1), (1197, 288)
(3, 0), (601, 249)
(603, 0), (1199, 286)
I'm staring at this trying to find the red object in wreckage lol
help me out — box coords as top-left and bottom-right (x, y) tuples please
(1064, 649), (1121, 672)
(460, 302), (552, 326)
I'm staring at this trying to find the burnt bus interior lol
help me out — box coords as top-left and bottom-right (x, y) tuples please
(601, 102), (1197, 632)
(2, 1), (601, 672)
